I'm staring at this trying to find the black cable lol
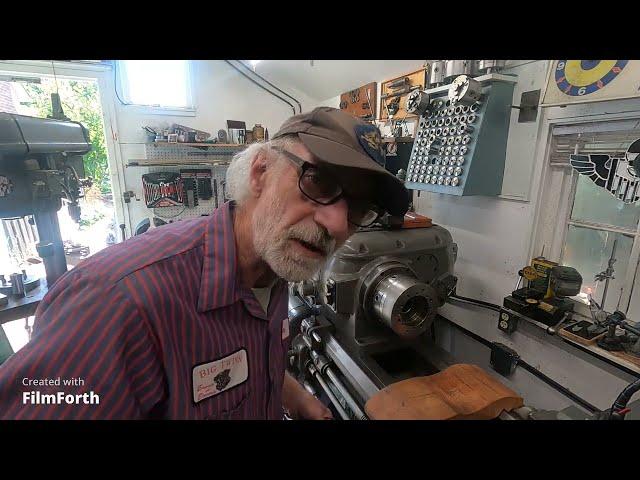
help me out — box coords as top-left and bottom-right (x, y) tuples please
(224, 60), (296, 115)
(448, 293), (502, 312)
(450, 293), (640, 379)
(235, 61), (302, 113)
(517, 358), (599, 414)
(611, 377), (640, 417)
(441, 315), (600, 414)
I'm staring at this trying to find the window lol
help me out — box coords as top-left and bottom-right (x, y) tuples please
(543, 118), (640, 320)
(117, 60), (193, 110)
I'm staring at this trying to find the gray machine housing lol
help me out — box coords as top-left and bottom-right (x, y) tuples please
(406, 74), (516, 196)
(292, 224), (458, 390)
(0, 113), (91, 217)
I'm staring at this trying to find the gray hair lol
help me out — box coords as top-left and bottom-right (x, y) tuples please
(225, 135), (300, 205)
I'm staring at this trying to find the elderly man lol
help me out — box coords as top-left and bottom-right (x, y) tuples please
(0, 107), (408, 419)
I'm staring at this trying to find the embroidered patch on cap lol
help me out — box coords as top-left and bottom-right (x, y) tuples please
(355, 124), (386, 167)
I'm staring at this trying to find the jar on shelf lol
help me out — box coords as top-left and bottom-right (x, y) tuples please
(252, 124), (265, 142)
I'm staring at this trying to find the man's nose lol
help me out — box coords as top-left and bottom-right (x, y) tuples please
(313, 198), (350, 242)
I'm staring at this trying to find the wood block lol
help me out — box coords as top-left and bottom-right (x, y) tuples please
(364, 364), (524, 420)
(608, 349), (640, 368)
(379, 69), (427, 121)
(403, 212), (433, 228)
(339, 82), (377, 120)
(558, 323), (606, 346)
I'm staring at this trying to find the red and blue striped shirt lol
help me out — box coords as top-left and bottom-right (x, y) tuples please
(0, 201), (290, 419)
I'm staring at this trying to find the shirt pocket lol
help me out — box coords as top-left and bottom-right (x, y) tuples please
(202, 385), (251, 420)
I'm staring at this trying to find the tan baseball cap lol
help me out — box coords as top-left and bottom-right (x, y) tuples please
(272, 106), (409, 216)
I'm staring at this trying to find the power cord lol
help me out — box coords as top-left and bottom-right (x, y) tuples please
(234, 61), (302, 113)
(448, 292), (502, 312)
(608, 377), (640, 419)
(224, 60), (296, 114)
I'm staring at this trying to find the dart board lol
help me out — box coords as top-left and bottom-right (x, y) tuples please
(554, 60), (628, 97)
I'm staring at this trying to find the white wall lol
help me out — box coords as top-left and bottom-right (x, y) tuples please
(318, 60), (553, 307)
(423, 63), (640, 410)
(317, 60), (640, 411)
(116, 60), (320, 231)
(0, 60), (320, 234)
(4, 60), (639, 410)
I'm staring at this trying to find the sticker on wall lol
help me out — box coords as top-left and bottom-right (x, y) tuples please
(0, 175), (13, 198)
(570, 138), (640, 204)
(542, 60), (640, 107)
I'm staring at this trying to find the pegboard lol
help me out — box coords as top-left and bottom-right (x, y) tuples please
(139, 143), (244, 165)
(139, 164), (230, 222)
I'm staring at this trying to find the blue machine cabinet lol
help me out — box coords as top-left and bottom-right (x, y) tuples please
(405, 74), (517, 196)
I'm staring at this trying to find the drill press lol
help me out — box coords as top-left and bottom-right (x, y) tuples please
(0, 112), (92, 325)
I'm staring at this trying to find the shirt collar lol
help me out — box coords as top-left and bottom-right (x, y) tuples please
(197, 201), (242, 312)
(197, 201), (287, 315)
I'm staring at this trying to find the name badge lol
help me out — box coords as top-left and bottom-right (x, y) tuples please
(192, 349), (248, 403)
(282, 318), (290, 340)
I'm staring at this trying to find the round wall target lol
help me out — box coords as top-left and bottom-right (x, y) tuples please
(555, 60), (628, 97)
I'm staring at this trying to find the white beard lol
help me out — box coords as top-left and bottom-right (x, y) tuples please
(252, 191), (336, 282)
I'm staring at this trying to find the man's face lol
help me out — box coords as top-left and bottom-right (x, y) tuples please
(252, 142), (373, 282)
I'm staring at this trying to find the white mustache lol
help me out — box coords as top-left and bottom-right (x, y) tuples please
(286, 224), (336, 256)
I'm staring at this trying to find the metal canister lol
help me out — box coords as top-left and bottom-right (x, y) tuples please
(477, 60), (506, 73)
(10, 273), (25, 296)
(252, 124), (265, 142)
(429, 61), (446, 86)
(444, 60), (475, 81)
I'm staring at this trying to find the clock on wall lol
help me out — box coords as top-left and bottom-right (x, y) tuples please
(542, 60), (640, 106)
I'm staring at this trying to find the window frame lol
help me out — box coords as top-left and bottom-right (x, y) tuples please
(534, 111), (640, 323)
(115, 60), (196, 117)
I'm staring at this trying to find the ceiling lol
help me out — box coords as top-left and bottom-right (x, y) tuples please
(250, 60), (426, 102)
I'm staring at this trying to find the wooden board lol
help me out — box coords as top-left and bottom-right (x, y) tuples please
(609, 349), (640, 368)
(364, 364), (524, 420)
(558, 324), (606, 346)
(379, 68), (427, 121)
(339, 82), (377, 121)
(403, 211), (432, 228)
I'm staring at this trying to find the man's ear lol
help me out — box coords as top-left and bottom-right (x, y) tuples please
(249, 150), (269, 198)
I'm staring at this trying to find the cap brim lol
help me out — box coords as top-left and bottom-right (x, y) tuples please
(298, 132), (409, 216)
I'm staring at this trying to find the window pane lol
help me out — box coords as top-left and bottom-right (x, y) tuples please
(625, 266), (640, 323)
(563, 225), (633, 312)
(571, 174), (640, 230)
(122, 60), (189, 108)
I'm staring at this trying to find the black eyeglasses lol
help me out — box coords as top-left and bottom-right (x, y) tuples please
(271, 146), (381, 227)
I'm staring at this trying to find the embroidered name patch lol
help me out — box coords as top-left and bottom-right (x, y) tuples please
(192, 349), (248, 403)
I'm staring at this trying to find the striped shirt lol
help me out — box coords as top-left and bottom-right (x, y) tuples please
(0, 201), (290, 419)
